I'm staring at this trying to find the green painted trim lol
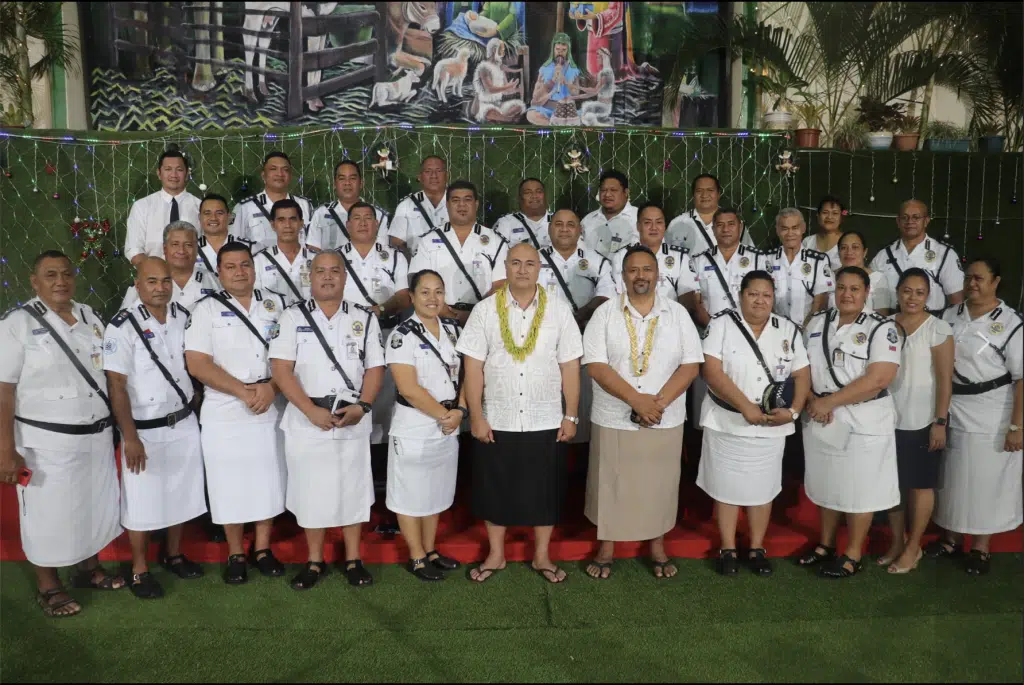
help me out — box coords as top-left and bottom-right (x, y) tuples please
(51, 62), (67, 129)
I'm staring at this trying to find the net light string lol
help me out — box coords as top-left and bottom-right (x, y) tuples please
(977, 157), (986, 241)
(961, 155), (971, 257)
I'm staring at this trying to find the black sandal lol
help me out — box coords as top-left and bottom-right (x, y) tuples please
(923, 539), (964, 559)
(70, 565), (125, 590)
(716, 548), (739, 576)
(251, 548), (286, 577)
(344, 559), (374, 587)
(797, 544), (836, 566)
(747, 548), (773, 577)
(819, 554), (863, 578)
(965, 549), (991, 576)
(36, 587), (81, 618)
(161, 554), (204, 580)
(425, 550), (461, 571)
(408, 558), (445, 581)
(224, 553), (248, 585)
(585, 560), (613, 580)
(290, 561), (329, 590)
(129, 571), (164, 600)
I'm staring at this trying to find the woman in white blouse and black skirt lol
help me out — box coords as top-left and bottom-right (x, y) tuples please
(878, 267), (953, 573)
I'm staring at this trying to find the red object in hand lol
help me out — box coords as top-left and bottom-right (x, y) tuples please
(18, 468), (32, 487)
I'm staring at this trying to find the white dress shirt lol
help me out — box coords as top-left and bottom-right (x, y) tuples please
(253, 245), (314, 307)
(119, 266), (218, 313)
(306, 201), (391, 251)
(804, 309), (902, 435)
(408, 224), (508, 306)
(596, 242), (699, 301)
(763, 247), (834, 322)
(269, 299), (384, 440)
(124, 189), (201, 262)
(943, 301), (1023, 434)
(581, 202), (639, 258)
(493, 212), (552, 249)
(337, 240), (410, 309)
(700, 309), (809, 437)
(691, 244), (765, 316)
(801, 234), (840, 270)
(869, 236), (963, 311)
(387, 191), (449, 254)
(666, 208), (755, 253)
(890, 315), (953, 431)
(195, 234), (251, 279)
(827, 270), (895, 313)
(583, 293), (704, 431)
(385, 314), (462, 439)
(0, 299), (111, 451)
(229, 192), (314, 247)
(102, 302), (194, 442)
(456, 286), (583, 432)
(538, 243), (608, 311)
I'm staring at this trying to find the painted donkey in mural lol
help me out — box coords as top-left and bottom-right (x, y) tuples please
(242, 1), (339, 112)
(385, 2), (441, 76)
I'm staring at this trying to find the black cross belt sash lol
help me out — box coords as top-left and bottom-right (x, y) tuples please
(708, 392), (740, 413)
(397, 395), (456, 409)
(310, 395), (353, 410)
(134, 406), (193, 430)
(327, 206), (351, 242)
(952, 372), (1012, 395)
(16, 416), (114, 435)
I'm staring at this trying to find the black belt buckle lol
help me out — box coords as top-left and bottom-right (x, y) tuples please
(167, 411), (178, 429)
(440, 399), (455, 410)
(451, 302), (474, 312)
(95, 417), (113, 433)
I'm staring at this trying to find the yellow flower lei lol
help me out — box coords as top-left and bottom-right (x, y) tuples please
(496, 286), (547, 362)
(622, 295), (659, 377)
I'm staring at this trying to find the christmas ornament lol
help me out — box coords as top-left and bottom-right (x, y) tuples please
(220, 169), (226, 176)
(3, 171), (11, 178)
(563, 149), (589, 180)
(870, 195), (875, 202)
(774, 151), (799, 177)
(70, 218), (112, 262)
(663, 159), (672, 172)
(370, 147), (396, 179)
(45, 162), (56, 175)
(53, 192), (60, 199)
(199, 183), (208, 192)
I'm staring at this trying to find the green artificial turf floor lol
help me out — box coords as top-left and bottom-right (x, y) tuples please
(1, 556), (1022, 682)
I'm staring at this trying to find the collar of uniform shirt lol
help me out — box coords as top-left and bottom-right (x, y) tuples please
(599, 201), (635, 221)
(622, 292), (668, 319)
(504, 285), (541, 310)
(160, 188), (188, 203)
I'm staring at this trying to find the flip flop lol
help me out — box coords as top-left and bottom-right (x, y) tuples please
(651, 560), (678, 579)
(585, 560), (613, 580)
(468, 563), (505, 583)
(532, 564), (567, 584)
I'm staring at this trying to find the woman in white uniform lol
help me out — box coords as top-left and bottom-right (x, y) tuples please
(929, 257), (1023, 575)
(801, 195), (845, 269)
(799, 266), (902, 578)
(878, 267), (953, 574)
(697, 271), (810, 577)
(827, 231), (894, 314)
(386, 269), (466, 581)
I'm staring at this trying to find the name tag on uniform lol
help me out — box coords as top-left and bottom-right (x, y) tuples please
(512, 227), (524, 233)
(201, 289), (215, 295)
(221, 311), (236, 317)
(611, 236), (622, 243)
(704, 266), (715, 271)
(297, 326), (313, 333)
(833, 349), (845, 367)
(31, 327), (47, 336)
(371, 277), (382, 293)
(419, 343), (430, 349)
(809, 332), (821, 338)
(432, 238), (444, 244)
(346, 341), (359, 359)
(264, 265), (275, 271)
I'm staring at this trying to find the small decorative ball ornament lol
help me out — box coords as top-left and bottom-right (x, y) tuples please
(869, 195), (875, 202)
(53, 192), (60, 199)
(663, 159), (672, 172)
(74, 216), (81, 222)
(32, 186), (38, 193)
(892, 177), (898, 184)
(45, 163), (56, 175)
(3, 170), (11, 178)
(1012, 195), (1018, 205)
(220, 169), (226, 176)
(995, 219), (1001, 225)
(199, 183), (208, 192)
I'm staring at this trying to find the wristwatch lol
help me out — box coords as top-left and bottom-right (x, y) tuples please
(563, 415), (579, 425)
(934, 416), (948, 426)
(790, 410), (800, 422)
(456, 406), (470, 419)
(357, 401), (373, 414)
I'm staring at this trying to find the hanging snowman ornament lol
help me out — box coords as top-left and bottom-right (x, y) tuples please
(563, 149), (589, 180)
(775, 150), (799, 178)
(371, 147), (396, 179)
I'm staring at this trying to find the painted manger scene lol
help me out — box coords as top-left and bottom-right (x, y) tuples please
(84, 1), (724, 131)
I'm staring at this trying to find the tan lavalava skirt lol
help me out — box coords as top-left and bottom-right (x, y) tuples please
(585, 423), (685, 541)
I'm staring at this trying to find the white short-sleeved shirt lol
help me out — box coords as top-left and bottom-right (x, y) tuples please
(596, 242), (699, 302)
(195, 234), (251, 280)
(102, 302), (194, 442)
(387, 191), (449, 254)
(700, 309), (808, 437)
(269, 299), (384, 440)
(183, 288), (286, 425)
(943, 302), (1024, 434)
(801, 234), (841, 270)
(338, 241), (410, 309)
(763, 247), (834, 323)
(124, 190), (202, 263)
(493, 212), (552, 250)
(120, 266), (218, 313)
(253, 245), (314, 308)
(408, 224), (508, 306)
(581, 203), (639, 258)
(692, 244), (765, 316)
(583, 293), (704, 431)
(306, 201), (391, 252)
(869, 236), (963, 311)
(229, 193), (314, 248)
(827, 270), (894, 313)
(0, 299), (110, 450)
(890, 315), (953, 431)
(804, 309), (902, 435)
(456, 287), (583, 432)
(537, 244), (608, 311)
(385, 314), (462, 439)
(666, 209), (755, 254)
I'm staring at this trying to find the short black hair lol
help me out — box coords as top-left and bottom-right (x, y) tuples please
(32, 249), (71, 273)
(421, 155), (447, 170)
(446, 180), (477, 201)
(967, 256), (1001, 280)
(270, 198), (303, 221)
(896, 266), (932, 294)
(636, 203), (666, 221)
(691, 173), (721, 194)
(519, 177), (545, 193)
(409, 269), (445, 292)
(334, 159), (362, 178)
(836, 265), (871, 289)
(712, 207), (742, 224)
(348, 201), (376, 218)
(199, 193), (229, 212)
(599, 169), (628, 190)
(621, 244), (657, 273)
(157, 149), (189, 170)
(838, 229), (867, 252)
(263, 151), (291, 167)
(817, 194), (845, 213)
(217, 241), (254, 269)
(741, 269), (776, 293)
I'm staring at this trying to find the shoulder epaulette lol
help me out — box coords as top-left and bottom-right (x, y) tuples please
(809, 308), (830, 319)
(351, 302), (371, 313)
(240, 195), (258, 205)
(711, 309), (733, 320)
(294, 194), (311, 203)
(439, 315), (461, 328)
(304, 299), (317, 312)
(173, 302), (190, 318)
(803, 248), (827, 259)
(867, 311), (890, 323)
(197, 236), (208, 247)
(669, 245), (689, 254)
(774, 312), (801, 330)
(109, 309), (130, 327)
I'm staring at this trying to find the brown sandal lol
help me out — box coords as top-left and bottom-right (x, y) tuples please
(37, 587), (82, 618)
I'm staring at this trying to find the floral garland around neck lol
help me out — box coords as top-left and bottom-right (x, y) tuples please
(496, 286), (547, 362)
(622, 295), (659, 376)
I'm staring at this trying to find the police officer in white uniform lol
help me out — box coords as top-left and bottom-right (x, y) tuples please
(869, 199), (964, 312)
(581, 170), (639, 259)
(124, 150), (201, 267)
(930, 256), (1023, 576)
(408, 180), (508, 326)
(230, 151), (314, 248)
(666, 173), (755, 253)
(270, 250), (385, 590)
(388, 155), (449, 256)
(253, 199), (314, 308)
(0, 250), (124, 618)
(493, 178), (552, 250)
(104, 257), (206, 599)
(306, 160), (391, 252)
(120, 221), (217, 312)
(763, 208), (833, 326)
(196, 193), (250, 281)
(799, 266), (902, 580)
(184, 242), (288, 585)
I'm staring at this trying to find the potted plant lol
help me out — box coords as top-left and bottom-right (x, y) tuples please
(758, 72), (810, 130)
(892, 115), (921, 151)
(793, 100), (825, 148)
(923, 121), (971, 152)
(974, 120), (1006, 153)
(832, 114), (869, 151)
(856, 96), (905, 150)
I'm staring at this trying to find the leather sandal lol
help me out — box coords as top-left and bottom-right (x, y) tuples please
(36, 587), (81, 618)
(409, 558), (445, 582)
(161, 554), (204, 580)
(716, 548), (739, 576)
(923, 539), (964, 559)
(251, 548), (286, 577)
(425, 550), (461, 571)
(797, 544), (836, 566)
(747, 548), (773, 577)
(965, 549), (991, 576)
(819, 554), (863, 579)
(70, 566), (126, 590)
(344, 559), (374, 587)
(224, 553), (248, 585)
(290, 561), (329, 590)
(129, 571), (164, 600)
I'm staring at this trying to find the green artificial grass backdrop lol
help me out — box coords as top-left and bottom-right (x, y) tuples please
(1, 556), (1022, 682)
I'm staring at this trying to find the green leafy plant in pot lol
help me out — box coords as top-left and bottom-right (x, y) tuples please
(793, 99), (825, 148)
(758, 72), (811, 130)
(924, 121), (971, 152)
(856, 97), (905, 150)
(892, 115), (921, 151)
(974, 119), (1005, 153)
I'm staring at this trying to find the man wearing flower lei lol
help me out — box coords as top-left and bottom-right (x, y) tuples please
(580, 245), (704, 580)
(456, 243), (584, 585)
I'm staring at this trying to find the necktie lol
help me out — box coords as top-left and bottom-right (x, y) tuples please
(169, 197), (179, 224)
